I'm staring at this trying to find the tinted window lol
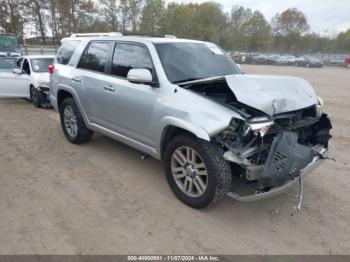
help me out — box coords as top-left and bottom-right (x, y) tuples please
(111, 43), (153, 78)
(57, 40), (80, 65)
(78, 41), (111, 73)
(155, 42), (240, 84)
(31, 58), (54, 72)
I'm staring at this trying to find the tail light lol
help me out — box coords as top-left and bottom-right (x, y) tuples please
(48, 64), (55, 75)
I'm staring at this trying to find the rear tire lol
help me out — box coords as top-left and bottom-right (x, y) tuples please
(59, 97), (93, 144)
(163, 135), (232, 209)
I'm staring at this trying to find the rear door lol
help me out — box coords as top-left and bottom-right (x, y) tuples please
(74, 41), (113, 125)
(0, 57), (29, 98)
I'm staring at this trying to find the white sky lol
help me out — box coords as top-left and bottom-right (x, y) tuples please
(168, 0), (350, 37)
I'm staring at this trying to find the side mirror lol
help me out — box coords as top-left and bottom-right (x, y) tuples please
(127, 68), (153, 85)
(12, 68), (23, 74)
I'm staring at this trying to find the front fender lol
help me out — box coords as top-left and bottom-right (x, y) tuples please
(159, 116), (211, 142)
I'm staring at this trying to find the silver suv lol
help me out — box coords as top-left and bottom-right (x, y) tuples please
(50, 33), (332, 209)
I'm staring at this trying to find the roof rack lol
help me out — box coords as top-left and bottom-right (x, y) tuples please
(164, 35), (177, 38)
(0, 31), (17, 36)
(70, 32), (123, 38)
(69, 32), (177, 39)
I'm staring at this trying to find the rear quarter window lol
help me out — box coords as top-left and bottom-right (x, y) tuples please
(57, 40), (80, 65)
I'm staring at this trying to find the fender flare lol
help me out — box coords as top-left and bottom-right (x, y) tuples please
(56, 85), (90, 125)
(159, 116), (211, 142)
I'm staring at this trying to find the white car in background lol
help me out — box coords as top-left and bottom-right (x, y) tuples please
(0, 55), (54, 107)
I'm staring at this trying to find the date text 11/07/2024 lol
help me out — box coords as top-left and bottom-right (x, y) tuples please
(127, 255), (220, 261)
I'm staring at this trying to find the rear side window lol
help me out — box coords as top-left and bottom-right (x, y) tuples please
(78, 41), (111, 73)
(57, 40), (80, 65)
(111, 43), (153, 78)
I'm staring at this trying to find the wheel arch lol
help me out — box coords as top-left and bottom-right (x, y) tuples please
(159, 120), (211, 161)
(57, 89), (74, 110)
(56, 87), (90, 126)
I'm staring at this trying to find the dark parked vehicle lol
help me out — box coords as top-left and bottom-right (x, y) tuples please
(270, 55), (289, 66)
(252, 54), (274, 65)
(295, 56), (323, 68)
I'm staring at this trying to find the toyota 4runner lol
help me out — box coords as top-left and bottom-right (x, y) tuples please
(50, 33), (332, 209)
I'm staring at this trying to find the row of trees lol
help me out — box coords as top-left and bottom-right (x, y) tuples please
(0, 0), (349, 53)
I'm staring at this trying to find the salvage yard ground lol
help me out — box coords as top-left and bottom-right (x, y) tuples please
(0, 65), (349, 254)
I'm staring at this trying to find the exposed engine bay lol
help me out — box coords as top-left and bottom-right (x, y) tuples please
(180, 77), (332, 193)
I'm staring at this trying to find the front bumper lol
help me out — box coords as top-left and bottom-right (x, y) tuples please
(37, 86), (50, 94)
(227, 146), (328, 202)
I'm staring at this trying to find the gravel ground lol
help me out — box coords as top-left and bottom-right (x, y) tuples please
(0, 65), (349, 255)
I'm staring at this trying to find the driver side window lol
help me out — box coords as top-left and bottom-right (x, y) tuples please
(22, 59), (31, 75)
(111, 43), (153, 78)
(16, 58), (23, 68)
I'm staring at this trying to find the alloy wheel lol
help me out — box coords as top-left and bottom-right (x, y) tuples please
(171, 146), (208, 198)
(63, 105), (78, 138)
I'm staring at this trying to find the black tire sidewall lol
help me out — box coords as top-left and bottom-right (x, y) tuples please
(59, 97), (92, 144)
(163, 136), (226, 209)
(31, 86), (41, 108)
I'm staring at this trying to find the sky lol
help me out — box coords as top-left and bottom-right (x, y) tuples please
(168, 0), (350, 37)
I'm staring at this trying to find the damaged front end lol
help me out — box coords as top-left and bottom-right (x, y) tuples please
(216, 109), (332, 201)
(180, 75), (333, 202)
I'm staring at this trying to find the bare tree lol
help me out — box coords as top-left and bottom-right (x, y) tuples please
(101, 0), (120, 30)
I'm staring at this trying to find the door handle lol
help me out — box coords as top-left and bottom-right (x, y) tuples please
(72, 76), (81, 83)
(103, 85), (115, 92)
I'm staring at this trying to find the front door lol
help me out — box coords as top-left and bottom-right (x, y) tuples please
(0, 58), (29, 98)
(102, 42), (159, 148)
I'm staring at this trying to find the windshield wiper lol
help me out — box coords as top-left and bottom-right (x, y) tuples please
(173, 78), (203, 84)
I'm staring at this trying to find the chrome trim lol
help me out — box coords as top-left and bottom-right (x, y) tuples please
(227, 147), (328, 202)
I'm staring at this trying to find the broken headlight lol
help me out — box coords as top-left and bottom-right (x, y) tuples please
(243, 117), (274, 137)
(38, 80), (50, 88)
(316, 96), (324, 118)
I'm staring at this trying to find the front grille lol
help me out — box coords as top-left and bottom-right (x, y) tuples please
(271, 106), (318, 132)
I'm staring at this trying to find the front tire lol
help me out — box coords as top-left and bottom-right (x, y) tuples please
(59, 97), (93, 144)
(30, 86), (41, 108)
(163, 135), (232, 209)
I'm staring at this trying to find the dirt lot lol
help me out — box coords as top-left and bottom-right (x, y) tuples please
(0, 65), (349, 255)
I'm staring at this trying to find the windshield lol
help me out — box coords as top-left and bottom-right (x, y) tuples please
(0, 35), (19, 52)
(155, 42), (240, 84)
(30, 58), (54, 72)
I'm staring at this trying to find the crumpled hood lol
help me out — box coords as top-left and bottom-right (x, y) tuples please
(32, 73), (50, 83)
(225, 74), (318, 116)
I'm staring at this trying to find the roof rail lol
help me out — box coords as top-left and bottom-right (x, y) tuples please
(0, 31), (17, 36)
(69, 32), (177, 39)
(70, 32), (123, 38)
(164, 35), (177, 38)
(122, 32), (177, 38)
